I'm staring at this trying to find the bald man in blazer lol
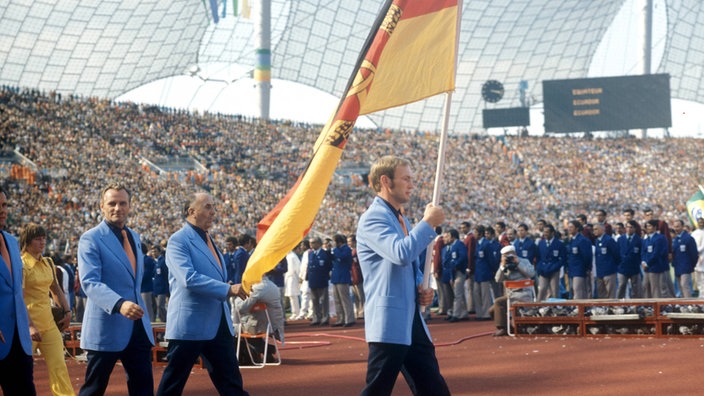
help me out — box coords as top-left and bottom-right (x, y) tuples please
(0, 187), (37, 395)
(78, 183), (154, 395)
(157, 192), (249, 396)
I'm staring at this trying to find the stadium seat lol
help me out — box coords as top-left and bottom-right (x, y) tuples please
(235, 302), (281, 368)
(504, 279), (536, 336)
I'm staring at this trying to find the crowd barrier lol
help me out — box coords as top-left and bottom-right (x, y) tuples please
(512, 299), (704, 337)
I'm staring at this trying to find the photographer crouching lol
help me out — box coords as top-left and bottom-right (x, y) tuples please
(491, 245), (535, 336)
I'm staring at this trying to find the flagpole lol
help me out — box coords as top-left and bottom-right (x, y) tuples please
(422, 91), (453, 290)
(421, 0), (462, 291)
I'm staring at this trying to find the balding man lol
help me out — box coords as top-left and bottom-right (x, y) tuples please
(305, 236), (332, 326)
(157, 192), (249, 396)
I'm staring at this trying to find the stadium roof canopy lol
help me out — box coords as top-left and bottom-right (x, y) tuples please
(1, 0), (702, 133)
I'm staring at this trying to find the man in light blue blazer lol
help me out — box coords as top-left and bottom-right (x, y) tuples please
(78, 184), (154, 396)
(157, 192), (249, 396)
(0, 188), (37, 395)
(356, 156), (450, 396)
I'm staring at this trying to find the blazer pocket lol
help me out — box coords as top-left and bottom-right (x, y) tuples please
(377, 295), (402, 310)
(376, 296), (407, 338)
(179, 307), (210, 336)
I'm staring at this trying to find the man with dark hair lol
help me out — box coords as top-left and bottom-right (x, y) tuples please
(613, 222), (625, 241)
(514, 223), (537, 265)
(474, 226), (500, 318)
(576, 214), (594, 242)
(0, 187), (37, 395)
(442, 228), (468, 322)
(331, 234), (355, 327)
(643, 206), (675, 297)
(535, 219), (547, 237)
(230, 234), (254, 285)
(78, 183), (154, 395)
(347, 234), (365, 320)
(227, 234), (255, 327)
(567, 220), (592, 299)
(157, 192), (249, 395)
(617, 220), (643, 299)
(495, 221), (510, 247)
(641, 219), (669, 298)
(152, 245), (169, 322)
(622, 208), (641, 236)
(458, 221), (477, 315)
(671, 219), (698, 298)
(357, 155), (450, 396)
(536, 224), (566, 301)
(224, 235), (238, 283)
(593, 223), (619, 299)
(594, 209), (613, 236)
(643, 207), (671, 247)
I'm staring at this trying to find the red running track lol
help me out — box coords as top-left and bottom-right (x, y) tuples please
(33, 315), (704, 395)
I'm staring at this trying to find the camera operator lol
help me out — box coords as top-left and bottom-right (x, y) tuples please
(491, 245), (535, 336)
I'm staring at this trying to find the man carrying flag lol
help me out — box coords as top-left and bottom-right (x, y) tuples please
(357, 156), (450, 396)
(241, 0), (460, 293)
(242, 1), (460, 392)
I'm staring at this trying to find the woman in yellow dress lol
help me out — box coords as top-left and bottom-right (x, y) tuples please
(21, 223), (75, 396)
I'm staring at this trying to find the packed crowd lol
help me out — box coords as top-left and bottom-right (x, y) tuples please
(1, 86), (703, 255)
(4, 85), (704, 395)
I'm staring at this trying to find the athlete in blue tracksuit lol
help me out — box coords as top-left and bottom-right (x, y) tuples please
(566, 220), (592, 299)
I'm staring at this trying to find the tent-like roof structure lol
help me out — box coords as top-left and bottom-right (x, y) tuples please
(1, 0), (702, 132)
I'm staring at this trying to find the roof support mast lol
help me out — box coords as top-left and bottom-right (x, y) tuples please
(640, 0), (652, 138)
(254, 0), (271, 121)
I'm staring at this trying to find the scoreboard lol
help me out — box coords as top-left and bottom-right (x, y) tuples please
(482, 107), (530, 128)
(542, 74), (672, 133)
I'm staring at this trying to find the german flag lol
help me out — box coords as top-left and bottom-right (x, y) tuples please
(242, 0), (460, 293)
